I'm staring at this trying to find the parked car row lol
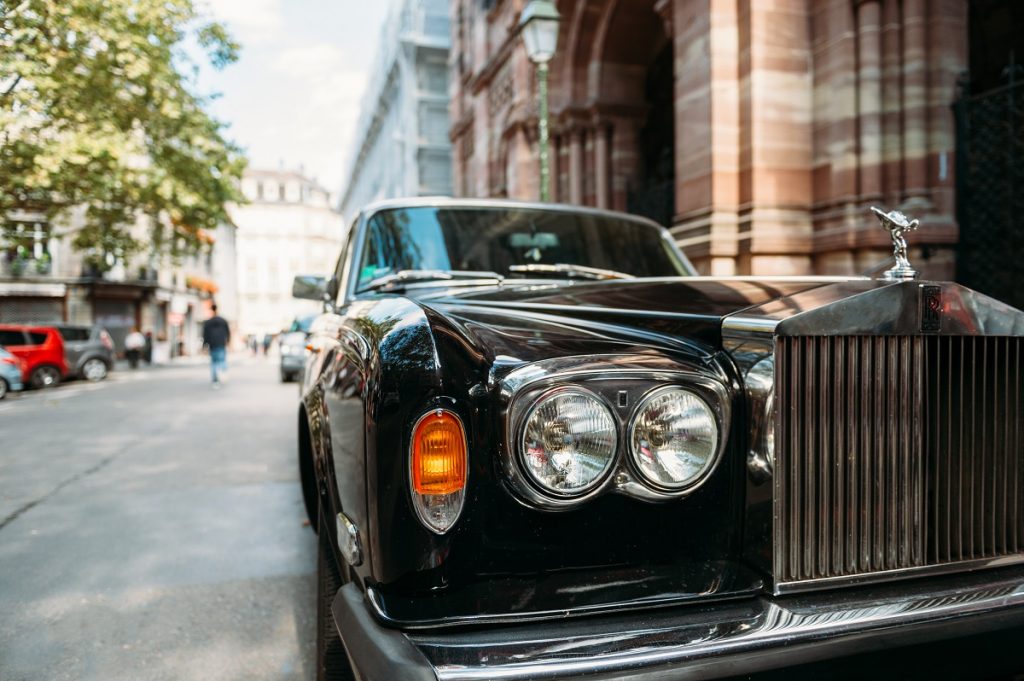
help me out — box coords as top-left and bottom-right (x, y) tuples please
(0, 323), (115, 399)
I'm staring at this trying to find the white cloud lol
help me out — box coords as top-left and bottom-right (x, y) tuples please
(191, 0), (389, 193)
(200, 0), (284, 44)
(264, 44), (371, 187)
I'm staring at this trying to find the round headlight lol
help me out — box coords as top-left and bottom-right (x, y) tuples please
(629, 387), (719, 490)
(520, 389), (617, 496)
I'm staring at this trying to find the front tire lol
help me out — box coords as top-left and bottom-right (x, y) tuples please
(30, 366), (61, 389)
(0, 378), (7, 400)
(316, 508), (354, 681)
(82, 358), (109, 382)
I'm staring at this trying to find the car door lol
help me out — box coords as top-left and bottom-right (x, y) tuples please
(58, 327), (89, 373)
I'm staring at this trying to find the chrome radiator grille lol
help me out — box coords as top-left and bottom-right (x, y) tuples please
(774, 335), (1024, 586)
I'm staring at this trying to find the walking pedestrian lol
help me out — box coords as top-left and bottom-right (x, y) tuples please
(125, 328), (146, 369)
(202, 304), (231, 387)
(261, 333), (272, 356)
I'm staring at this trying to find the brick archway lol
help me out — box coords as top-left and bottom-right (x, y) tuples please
(552, 0), (670, 212)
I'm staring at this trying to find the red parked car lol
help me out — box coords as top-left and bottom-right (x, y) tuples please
(0, 324), (69, 388)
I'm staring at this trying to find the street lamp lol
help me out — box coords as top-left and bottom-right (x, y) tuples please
(519, 0), (560, 202)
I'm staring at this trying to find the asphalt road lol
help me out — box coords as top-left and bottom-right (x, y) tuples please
(0, 356), (316, 681)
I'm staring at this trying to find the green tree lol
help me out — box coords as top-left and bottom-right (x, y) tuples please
(0, 0), (246, 271)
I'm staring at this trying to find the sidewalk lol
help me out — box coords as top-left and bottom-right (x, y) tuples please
(113, 351), (258, 373)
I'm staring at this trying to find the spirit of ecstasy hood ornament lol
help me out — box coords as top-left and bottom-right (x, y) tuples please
(871, 206), (919, 280)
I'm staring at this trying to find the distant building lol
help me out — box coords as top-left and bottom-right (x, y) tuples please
(0, 208), (221, 359)
(449, 0), (1024, 310)
(232, 168), (345, 338)
(339, 0), (452, 218)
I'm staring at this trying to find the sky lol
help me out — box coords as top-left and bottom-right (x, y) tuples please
(195, 0), (391, 195)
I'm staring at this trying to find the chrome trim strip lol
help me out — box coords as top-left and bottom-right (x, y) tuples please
(414, 568), (1024, 681)
(775, 555), (1024, 594)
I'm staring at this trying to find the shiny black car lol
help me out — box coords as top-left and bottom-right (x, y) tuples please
(294, 198), (1024, 681)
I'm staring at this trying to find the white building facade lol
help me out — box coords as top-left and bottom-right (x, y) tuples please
(339, 0), (452, 218)
(232, 168), (345, 338)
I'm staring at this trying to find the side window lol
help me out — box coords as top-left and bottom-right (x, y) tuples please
(357, 226), (384, 290)
(28, 332), (48, 345)
(58, 328), (89, 342)
(334, 221), (359, 305)
(0, 330), (26, 346)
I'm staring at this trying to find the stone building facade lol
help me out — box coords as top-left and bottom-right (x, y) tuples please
(448, 0), (1013, 280)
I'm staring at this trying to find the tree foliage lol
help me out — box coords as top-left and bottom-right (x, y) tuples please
(0, 0), (246, 270)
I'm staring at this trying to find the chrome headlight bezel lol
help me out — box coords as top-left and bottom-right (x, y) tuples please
(626, 385), (723, 494)
(517, 385), (619, 498)
(500, 355), (732, 510)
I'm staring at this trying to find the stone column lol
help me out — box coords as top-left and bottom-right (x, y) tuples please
(881, 0), (903, 204)
(926, 0), (967, 221)
(610, 116), (640, 212)
(857, 0), (883, 202)
(594, 123), (610, 209)
(568, 128), (584, 205)
(672, 0), (740, 275)
(902, 0), (928, 203)
(736, 0), (814, 275)
(583, 127), (596, 206)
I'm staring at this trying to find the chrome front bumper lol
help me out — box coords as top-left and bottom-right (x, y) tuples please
(333, 567), (1024, 681)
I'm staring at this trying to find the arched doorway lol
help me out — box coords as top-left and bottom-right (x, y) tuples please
(628, 41), (675, 227)
(588, 0), (674, 224)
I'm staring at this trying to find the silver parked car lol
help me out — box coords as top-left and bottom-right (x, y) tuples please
(52, 324), (115, 381)
(0, 346), (25, 399)
(279, 315), (315, 383)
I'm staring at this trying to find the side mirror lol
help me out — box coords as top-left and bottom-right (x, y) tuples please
(292, 275), (329, 301)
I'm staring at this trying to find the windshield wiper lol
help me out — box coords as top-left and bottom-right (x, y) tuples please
(507, 263), (635, 280)
(362, 269), (504, 292)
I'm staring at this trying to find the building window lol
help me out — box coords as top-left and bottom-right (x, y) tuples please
(2, 219), (51, 274)
(278, 183), (286, 201)
(422, 63), (448, 94)
(420, 103), (450, 145)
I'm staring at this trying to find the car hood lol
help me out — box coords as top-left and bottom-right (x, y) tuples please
(416, 276), (855, 364)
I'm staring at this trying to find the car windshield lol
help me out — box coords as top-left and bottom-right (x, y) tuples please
(355, 206), (691, 292)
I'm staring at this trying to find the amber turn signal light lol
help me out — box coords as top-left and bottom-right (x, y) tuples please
(411, 410), (467, 495)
